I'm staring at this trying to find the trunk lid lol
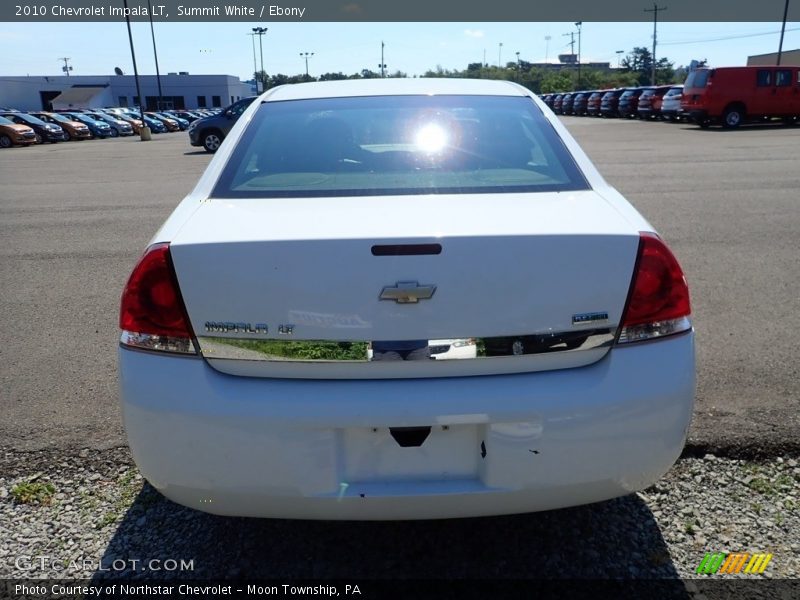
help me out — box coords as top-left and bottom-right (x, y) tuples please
(169, 191), (640, 378)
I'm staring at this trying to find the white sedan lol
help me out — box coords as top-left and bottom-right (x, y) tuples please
(119, 78), (694, 520)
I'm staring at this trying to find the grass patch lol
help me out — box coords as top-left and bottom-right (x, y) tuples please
(11, 475), (56, 505)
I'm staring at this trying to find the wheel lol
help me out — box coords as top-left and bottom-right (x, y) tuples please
(109, 128), (119, 138)
(0, 135), (11, 148)
(34, 134), (42, 144)
(202, 131), (223, 153)
(722, 106), (744, 129)
(63, 130), (71, 141)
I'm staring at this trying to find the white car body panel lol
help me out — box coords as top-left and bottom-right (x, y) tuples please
(119, 79), (695, 519)
(119, 332), (694, 520)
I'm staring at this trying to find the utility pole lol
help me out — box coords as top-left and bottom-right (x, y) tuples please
(59, 57), (73, 76)
(300, 52), (314, 77)
(247, 33), (257, 86)
(575, 21), (582, 88)
(147, 0), (163, 110)
(515, 51), (521, 74)
(483, 48), (486, 67)
(563, 31), (575, 57)
(122, 0), (149, 140)
(252, 27), (267, 92)
(777, 0), (790, 65)
(498, 42), (503, 68)
(544, 36), (551, 63)
(645, 3), (667, 85)
(379, 41), (386, 77)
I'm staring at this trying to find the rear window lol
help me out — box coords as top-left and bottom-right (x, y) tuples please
(213, 95), (589, 199)
(685, 70), (710, 89)
(639, 90), (655, 98)
(665, 87), (682, 97)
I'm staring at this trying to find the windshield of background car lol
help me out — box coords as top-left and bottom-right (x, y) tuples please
(0, 116), (14, 125)
(214, 95), (589, 198)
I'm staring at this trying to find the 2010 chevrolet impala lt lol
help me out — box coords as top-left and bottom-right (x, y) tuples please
(118, 79), (695, 520)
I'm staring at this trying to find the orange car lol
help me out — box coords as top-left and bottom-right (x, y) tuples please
(0, 115), (37, 147)
(31, 111), (92, 141)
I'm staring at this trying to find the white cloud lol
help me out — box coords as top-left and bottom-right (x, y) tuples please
(463, 29), (485, 39)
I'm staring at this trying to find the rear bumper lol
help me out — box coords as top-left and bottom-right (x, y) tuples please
(119, 331), (695, 520)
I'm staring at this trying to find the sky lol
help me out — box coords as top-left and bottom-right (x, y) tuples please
(1, 22), (799, 80)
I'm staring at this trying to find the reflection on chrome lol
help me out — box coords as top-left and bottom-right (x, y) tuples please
(196, 328), (615, 363)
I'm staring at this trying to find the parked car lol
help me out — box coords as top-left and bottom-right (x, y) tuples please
(572, 92), (590, 116)
(552, 93), (564, 114)
(560, 92), (575, 115)
(586, 91), (606, 116)
(119, 78), (695, 520)
(600, 89), (625, 117)
(145, 112), (181, 132)
(660, 85), (685, 121)
(167, 110), (203, 123)
(0, 115), (37, 147)
(188, 96), (257, 152)
(637, 86), (672, 119)
(618, 87), (646, 118)
(648, 85), (674, 119)
(0, 112), (66, 143)
(110, 113), (145, 135)
(31, 111), (92, 141)
(59, 112), (113, 138)
(682, 65), (800, 128)
(85, 111), (134, 136)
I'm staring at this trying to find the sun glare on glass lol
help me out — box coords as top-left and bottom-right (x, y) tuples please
(415, 123), (448, 153)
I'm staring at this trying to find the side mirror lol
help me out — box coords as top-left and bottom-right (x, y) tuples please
(224, 110), (232, 119)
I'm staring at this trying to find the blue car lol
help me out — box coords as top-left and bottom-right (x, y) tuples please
(61, 112), (113, 138)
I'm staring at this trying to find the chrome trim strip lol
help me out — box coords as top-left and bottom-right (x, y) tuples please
(196, 327), (615, 363)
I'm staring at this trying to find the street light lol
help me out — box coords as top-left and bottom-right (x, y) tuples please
(616, 50), (624, 68)
(300, 51), (314, 77)
(247, 33), (257, 87)
(498, 42), (503, 68)
(575, 21), (582, 88)
(515, 51), (521, 76)
(252, 26), (267, 93)
(544, 36), (551, 63)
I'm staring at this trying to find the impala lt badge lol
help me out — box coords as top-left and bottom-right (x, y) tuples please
(379, 281), (437, 304)
(572, 312), (609, 326)
(205, 322), (268, 334)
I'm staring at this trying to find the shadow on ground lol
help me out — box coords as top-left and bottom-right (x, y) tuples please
(90, 483), (687, 584)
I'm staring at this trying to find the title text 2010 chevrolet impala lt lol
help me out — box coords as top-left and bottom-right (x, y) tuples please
(118, 79), (694, 520)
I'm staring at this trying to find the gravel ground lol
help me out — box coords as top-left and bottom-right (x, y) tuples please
(1, 448), (797, 582)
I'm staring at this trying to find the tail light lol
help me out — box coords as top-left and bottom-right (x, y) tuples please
(617, 232), (691, 344)
(119, 243), (197, 354)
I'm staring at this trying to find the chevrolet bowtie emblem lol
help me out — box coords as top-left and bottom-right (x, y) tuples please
(379, 281), (437, 304)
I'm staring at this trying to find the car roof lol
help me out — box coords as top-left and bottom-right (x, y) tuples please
(264, 78), (529, 102)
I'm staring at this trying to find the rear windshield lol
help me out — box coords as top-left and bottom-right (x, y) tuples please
(639, 89), (655, 98)
(213, 95), (589, 198)
(665, 87), (682, 97)
(685, 70), (710, 89)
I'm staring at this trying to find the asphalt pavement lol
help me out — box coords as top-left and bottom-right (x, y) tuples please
(0, 119), (797, 455)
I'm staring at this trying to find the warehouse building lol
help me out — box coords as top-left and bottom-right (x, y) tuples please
(747, 49), (800, 66)
(0, 73), (254, 112)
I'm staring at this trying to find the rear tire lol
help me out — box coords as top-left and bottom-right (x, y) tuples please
(722, 106), (744, 129)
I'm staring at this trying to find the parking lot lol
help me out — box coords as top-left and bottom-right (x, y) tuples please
(1, 118), (798, 456)
(1, 116), (799, 584)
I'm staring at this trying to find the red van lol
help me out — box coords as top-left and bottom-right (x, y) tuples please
(682, 66), (800, 128)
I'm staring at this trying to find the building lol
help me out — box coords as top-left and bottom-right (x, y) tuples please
(0, 73), (253, 112)
(747, 49), (800, 66)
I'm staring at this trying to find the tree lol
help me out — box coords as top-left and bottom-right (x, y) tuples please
(621, 47), (675, 85)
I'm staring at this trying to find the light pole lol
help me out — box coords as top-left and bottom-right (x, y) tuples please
(575, 21), (582, 88)
(252, 26), (267, 92)
(498, 42), (503, 68)
(645, 3), (667, 85)
(300, 52), (314, 77)
(515, 51), (521, 78)
(544, 36), (551, 63)
(777, 0), (790, 65)
(59, 57), (73, 76)
(247, 32), (257, 86)
(147, 0), (163, 110)
(616, 50), (624, 68)
(122, 0), (149, 140)
(378, 41), (386, 78)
